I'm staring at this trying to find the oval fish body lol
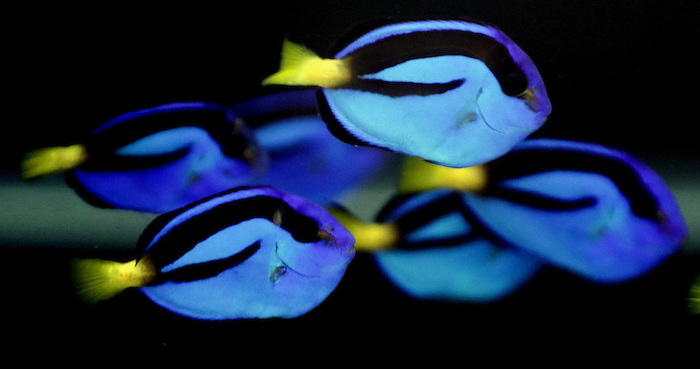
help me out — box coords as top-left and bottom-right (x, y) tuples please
(373, 189), (543, 302)
(463, 139), (688, 282)
(137, 186), (355, 320)
(68, 102), (264, 213)
(233, 90), (391, 204)
(318, 20), (551, 167)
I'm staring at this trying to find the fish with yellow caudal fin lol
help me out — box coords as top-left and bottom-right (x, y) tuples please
(399, 138), (688, 282)
(23, 91), (389, 213)
(72, 186), (355, 320)
(328, 191), (543, 302)
(22, 102), (264, 213)
(263, 19), (551, 168)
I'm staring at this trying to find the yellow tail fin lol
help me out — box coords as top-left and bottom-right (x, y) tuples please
(262, 39), (352, 88)
(21, 144), (89, 180)
(399, 156), (488, 194)
(70, 257), (156, 304)
(328, 207), (399, 252)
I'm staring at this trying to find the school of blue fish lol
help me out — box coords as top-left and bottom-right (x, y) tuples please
(20, 19), (689, 318)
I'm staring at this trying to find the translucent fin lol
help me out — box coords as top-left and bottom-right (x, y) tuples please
(21, 144), (88, 180)
(327, 207), (399, 252)
(262, 39), (352, 88)
(70, 257), (156, 304)
(399, 156), (488, 194)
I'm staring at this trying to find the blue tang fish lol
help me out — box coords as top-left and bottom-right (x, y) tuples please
(402, 139), (689, 282)
(232, 89), (391, 204)
(71, 186), (356, 320)
(22, 102), (264, 213)
(263, 19), (551, 167)
(329, 189), (543, 302)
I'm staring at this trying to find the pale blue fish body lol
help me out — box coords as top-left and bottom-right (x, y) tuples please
(69, 102), (263, 213)
(138, 186), (355, 320)
(372, 189), (543, 302)
(233, 89), (391, 204)
(463, 139), (688, 282)
(319, 20), (551, 167)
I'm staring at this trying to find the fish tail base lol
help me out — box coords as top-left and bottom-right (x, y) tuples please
(70, 258), (155, 304)
(262, 39), (351, 88)
(327, 207), (398, 252)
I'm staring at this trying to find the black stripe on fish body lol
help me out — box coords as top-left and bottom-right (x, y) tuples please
(149, 241), (261, 285)
(341, 78), (466, 98)
(486, 148), (662, 221)
(234, 90), (320, 128)
(134, 186), (265, 255)
(379, 191), (512, 251)
(77, 147), (191, 172)
(85, 106), (255, 165)
(483, 187), (598, 212)
(396, 233), (483, 251)
(140, 195), (323, 269)
(341, 29), (529, 97)
(315, 89), (377, 148)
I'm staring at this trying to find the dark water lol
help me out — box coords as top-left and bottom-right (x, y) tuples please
(5, 1), (699, 365)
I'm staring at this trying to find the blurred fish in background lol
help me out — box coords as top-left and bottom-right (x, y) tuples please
(20, 90), (390, 213)
(330, 189), (544, 302)
(233, 89), (392, 204)
(332, 138), (688, 300)
(21, 102), (265, 213)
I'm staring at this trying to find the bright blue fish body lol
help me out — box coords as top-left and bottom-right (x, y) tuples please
(372, 189), (543, 302)
(233, 90), (391, 204)
(137, 186), (355, 320)
(317, 20), (551, 167)
(464, 139), (688, 282)
(69, 102), (263, 213)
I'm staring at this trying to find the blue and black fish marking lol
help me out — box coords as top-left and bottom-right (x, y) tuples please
(264, 19), (551, 167)
(232, 90), (391, 204)
(68, 102), (265, 213)
(463, 139), (688, 282)
(371, 189), (543, 302)
(73, 186), (356, 320)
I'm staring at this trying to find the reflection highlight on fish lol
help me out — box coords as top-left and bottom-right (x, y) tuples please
(72, 186), (355, 320)
(401, 139), (689, 282)
(22, 102), (264, 213)
(263, 19), (551, 167)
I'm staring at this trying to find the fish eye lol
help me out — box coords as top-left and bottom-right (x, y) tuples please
(501, 72), (529, 97)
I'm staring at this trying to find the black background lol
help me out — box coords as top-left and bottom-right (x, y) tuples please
(3, 0), (699, 365)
